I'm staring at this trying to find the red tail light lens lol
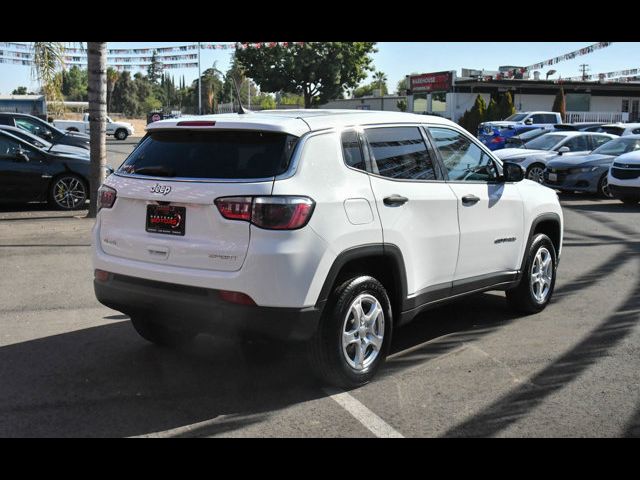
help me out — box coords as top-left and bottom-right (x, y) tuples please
(491, 136), (505, 144)
(218, 290), (256, 306)
(251, 196), (315, 230)
(98, 185), (117, 210)
(215, 196), (315, 230)
(215, 196), (252, 221)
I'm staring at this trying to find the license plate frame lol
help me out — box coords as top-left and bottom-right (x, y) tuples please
(146, 204), (186, 236)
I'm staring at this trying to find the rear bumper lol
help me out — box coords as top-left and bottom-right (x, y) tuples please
(94, 273), (322, 341)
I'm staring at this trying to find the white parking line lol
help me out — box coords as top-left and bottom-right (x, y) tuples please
(323, 388), (404, 438)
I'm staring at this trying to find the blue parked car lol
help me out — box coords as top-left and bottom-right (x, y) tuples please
(478, 111), (563, 150)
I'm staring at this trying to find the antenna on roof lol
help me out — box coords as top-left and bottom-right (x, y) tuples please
(232, 78), (250, 114)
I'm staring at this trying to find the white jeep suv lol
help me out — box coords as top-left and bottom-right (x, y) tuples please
(93, 110), (563, 388)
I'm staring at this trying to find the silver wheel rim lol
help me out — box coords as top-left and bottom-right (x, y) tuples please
(601, 176), (613, 198)
(528, 166), (544, 184)
(530, 247), (553, 303)
(117, 130), (125, 139)
(53, 176), (86, 209)
(341, 293), (384, 371)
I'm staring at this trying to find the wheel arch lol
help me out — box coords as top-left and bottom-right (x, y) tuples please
(315, 244), (408, 323)
(520, 213), (562, 272)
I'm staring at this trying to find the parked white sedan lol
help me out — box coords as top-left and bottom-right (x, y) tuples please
(608, 150), (640, 204)
(493, 131), (617, 183)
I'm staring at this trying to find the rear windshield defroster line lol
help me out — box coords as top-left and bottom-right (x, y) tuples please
(118, 130), (299, 180)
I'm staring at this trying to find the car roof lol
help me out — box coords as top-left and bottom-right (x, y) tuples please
(145, 110), (455, 136)
(602, 123), (640, 128)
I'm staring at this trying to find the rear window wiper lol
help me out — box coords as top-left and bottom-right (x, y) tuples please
(132, 166), (176, 177)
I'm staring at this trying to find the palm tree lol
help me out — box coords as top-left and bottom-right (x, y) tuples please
(373, 70), (388, 111)
(31, 42), (66, 117)
(86, 42), (107, 218)
(31, 42), (107, 218)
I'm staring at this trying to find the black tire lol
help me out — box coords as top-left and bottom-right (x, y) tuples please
(130, 315), (195, 347)
(526, 163), (545, 184)
(621, 197), (640, 205)
(115, 129), (128, 140)
(67, 127), (79, 132)
(598, 174), (613, 198)
(48, 174), (88, 210)
(308, 275), (392, 389)
(506, 233), (557, 314)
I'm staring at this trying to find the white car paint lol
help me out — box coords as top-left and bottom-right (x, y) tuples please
(54, 113), (134, 138)
(494, 131), (617, 173)
(607, 150), (640, 200)
(93, 110), (563, 310)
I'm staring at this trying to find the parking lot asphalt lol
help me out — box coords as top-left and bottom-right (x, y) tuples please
(0, 141), (639, 437)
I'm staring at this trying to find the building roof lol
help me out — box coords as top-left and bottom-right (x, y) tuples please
(146, 109), (454, 136)
(0, 95), (45, 101)
(453, 78), (640, 95)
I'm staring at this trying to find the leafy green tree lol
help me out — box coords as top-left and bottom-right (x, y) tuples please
(111, 71), (140, 116)
(60, 65), (88, 101)
(143, 94), (162, 112)
(353, 81), (388, 98)
(12, 86), (28, 95)
(259, 95), (276, 110)
(235, 42), (377, 108)
(276, 92), (304, 106)
(552, 87), (566, 122)
(397, 99), (407, 112)
(31, 42), (66, 116)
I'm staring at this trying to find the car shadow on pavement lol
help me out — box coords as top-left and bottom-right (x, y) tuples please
(0, 290), (524, 438)
(438, 210), (640, 437)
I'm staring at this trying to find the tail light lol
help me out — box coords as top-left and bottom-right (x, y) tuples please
(214, 196), (252, 221)
(98, 185), (117, 210)
(491, 136), (505, 144)
(215, 196), (315, 230)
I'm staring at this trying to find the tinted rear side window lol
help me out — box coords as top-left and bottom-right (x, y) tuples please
(118, 130), (298, 179)
(341, 130), (366, 171)
(364, 127), (436, 180)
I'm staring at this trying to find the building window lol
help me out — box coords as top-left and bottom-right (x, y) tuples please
(566, 94), (591, 112)
(622, 100), (630, 113)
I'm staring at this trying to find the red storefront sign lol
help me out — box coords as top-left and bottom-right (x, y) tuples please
(409, 71), (453, 93)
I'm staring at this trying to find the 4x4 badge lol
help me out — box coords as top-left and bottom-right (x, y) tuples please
(150, 184), (171, 195)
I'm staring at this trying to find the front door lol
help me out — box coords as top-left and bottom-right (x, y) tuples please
(427, 126), (524, 287)
(0, 136), (46, 202)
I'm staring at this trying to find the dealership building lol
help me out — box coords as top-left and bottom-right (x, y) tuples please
(321, 69), (640, 124)
(407, 70), (640, 123)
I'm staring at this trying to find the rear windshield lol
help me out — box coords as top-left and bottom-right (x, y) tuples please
(118, 130), (299, 179)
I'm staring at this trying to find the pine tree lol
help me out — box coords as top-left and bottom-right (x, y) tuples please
(552, 87), (566, 122)
(486, 97), (499, 121)
(498, 92), (516, 120)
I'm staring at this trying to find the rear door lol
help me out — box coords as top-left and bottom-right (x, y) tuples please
(427, 126), (524, 284)
(98, 129), (298, 272)
(363, 125), (459, 300)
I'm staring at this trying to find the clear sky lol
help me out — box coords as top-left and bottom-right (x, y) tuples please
(1, 42), (638, 96)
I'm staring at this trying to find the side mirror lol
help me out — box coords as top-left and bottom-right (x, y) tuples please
(524, 118), (533, 125)
(502, 161), (525, 182)
(558, 146), (570, 154)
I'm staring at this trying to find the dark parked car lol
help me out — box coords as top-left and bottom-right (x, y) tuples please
(0, 129), (112, 210)
(543, 134), (640, 197)
(0, 112), (90, 151)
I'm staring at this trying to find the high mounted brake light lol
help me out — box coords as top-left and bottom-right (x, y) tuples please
(176, 121), (216, 127)
(215, 196), (315, 230)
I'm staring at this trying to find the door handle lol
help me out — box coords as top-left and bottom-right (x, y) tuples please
(383, 195), (409, 206)
(461, 194), (480, 206)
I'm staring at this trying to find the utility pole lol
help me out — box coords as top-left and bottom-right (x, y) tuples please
(197, 42), (202, 115)
(579, 64), (590, 81)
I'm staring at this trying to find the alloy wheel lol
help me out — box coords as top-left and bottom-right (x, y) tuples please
(341, 293), (385, 371)
(53, 176), (87, 209)
(527, 166), (545, 184)
(530, 247), (553, 303)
